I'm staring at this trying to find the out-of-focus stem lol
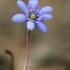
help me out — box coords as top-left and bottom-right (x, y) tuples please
(5, 49), (14, 70)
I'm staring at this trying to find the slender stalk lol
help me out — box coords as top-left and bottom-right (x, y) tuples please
(23, 30), (31, 70)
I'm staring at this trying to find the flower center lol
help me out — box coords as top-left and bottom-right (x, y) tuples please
(30, 14), (36, 20)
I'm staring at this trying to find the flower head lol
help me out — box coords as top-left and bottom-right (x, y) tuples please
(12, 0), (53, 33)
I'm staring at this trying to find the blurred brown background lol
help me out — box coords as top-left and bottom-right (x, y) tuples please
(0, 0), (70, 70)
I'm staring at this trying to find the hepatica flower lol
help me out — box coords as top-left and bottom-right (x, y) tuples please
(12, 0), (53, 33)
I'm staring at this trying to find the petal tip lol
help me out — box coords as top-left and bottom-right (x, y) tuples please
(12, 15), (20, 23)
(42, 27), (48, 33)
(43, 30), (48, 33)
(40, 6), (53, 14)
(42, 14), (53, 20)
(46, 6), (53, 11)
(35, 21), (48, 33)
(12, 14), (27, 23)
(17, 0), (28, 13)
(12, 15), (16, 22)
(49, 14), (53, 20)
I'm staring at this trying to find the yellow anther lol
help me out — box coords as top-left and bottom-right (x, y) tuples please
(30, 14), (36, 20)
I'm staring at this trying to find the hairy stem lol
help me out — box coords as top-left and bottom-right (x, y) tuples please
(23, 30), (31, 70)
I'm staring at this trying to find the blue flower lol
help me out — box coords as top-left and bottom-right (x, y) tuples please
(12, 0), (53, 33)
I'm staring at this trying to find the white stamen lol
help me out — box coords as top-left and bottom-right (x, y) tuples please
(27, 18), (35, 21)
(32, 6), (35, 8)
(36, 21), (39, 24)
(27, 18), (31, 20)
(28, 5), (29, 8)
(25, 10), (29, 17)
(39, 16), (42, 20)
(25, 10), (29, 14)
(37, 16), (42, 21)
(34, 9), (39, 14)
(39, 6), (41, 9)
(32, 6), (35, 11)
(32, 20), (35, 21)
(29, 9), (33, 13)
(37, 9), (39, 11)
